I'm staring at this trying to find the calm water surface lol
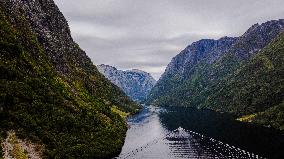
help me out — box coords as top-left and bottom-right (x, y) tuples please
(116, 106), (284, 159)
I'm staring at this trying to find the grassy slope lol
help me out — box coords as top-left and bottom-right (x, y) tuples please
(0, 5), (138, 159)
(251, 101), (284, 130)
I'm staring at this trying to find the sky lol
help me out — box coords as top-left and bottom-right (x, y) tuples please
(54, 0), (284, 80)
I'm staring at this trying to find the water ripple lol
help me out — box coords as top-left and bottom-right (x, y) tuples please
(117, 127), (264, 159)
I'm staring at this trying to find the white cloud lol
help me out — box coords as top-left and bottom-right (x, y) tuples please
(54, 0), (284, 80)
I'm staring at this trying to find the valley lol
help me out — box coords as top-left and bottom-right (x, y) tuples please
(0, 0), (283, 158)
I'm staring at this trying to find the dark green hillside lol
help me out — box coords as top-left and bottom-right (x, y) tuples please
(0, 1), (139, 158)
(202, 32), (284, 130)
(202, 32), (284, 115)
(250, 101), (284, 130)
(147, 21), (284, 130)
(147, 51), (243, 109)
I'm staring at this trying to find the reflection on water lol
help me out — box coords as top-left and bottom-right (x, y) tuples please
(119, 106), (167, 153)
(117, 106), (284, 159)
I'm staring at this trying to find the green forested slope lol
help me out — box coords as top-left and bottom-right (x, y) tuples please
(0, 2), (139, 158)
(202, 32), (284, 115)
(204, 32), (284, 130)
(147, 24), (284, 130)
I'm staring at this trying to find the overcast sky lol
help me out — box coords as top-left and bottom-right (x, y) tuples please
(54, 0), (284, 80)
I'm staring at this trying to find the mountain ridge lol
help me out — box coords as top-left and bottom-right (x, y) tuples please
(0, 0), (139, 158)
(98, 64), (156, 102)
(147, 19), (284, 130)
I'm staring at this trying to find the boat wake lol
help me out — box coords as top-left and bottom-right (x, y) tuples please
(117, 127), (264, 159)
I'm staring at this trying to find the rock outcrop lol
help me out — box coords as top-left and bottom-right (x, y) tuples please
(98, 64), (156, 102)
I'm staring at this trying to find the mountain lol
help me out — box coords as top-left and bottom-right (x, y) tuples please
(0, 0), (139, 158)
(147, 19), (284, 130)
(97, 64), (156, 102)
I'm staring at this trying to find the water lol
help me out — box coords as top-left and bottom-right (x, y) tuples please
(117, 106), (284, 159)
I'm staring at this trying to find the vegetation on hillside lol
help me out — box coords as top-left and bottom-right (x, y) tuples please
(0, 4), (139, 158)
(250, 101), (284, 130)
(147, 31), (284, 130)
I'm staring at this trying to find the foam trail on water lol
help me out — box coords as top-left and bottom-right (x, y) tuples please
(116, 127), (265, 159)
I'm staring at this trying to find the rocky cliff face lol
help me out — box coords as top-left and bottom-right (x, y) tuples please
(162, 37), (237, 79)
(1, 0), (139, 111)
(147, 19), (284, 124)
(232, 20), (284, 59)
(98, 64), (156, 102)
(161, 19), (284, 81)
(0, 0), (139, 158)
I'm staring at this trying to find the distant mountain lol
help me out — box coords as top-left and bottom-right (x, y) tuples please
(98, 64), (156, 102)
(147, 19), (284, 130)
(0, 0), (139, 158)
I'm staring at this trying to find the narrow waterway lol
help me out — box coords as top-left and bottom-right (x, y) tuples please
(116, 106), (284, 159)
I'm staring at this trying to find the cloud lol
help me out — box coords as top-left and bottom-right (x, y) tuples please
(54, 0), (284, 80)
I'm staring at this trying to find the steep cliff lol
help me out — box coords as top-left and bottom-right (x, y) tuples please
(98, 64), (156, 102)
(0, 0), (139, 158)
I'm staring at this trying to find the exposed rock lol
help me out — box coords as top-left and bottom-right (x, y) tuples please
(230, 19), (284, 59)
(98, 64), (156, 102)
(160, 19), (284, 81)
(162, 37), (237, 79)
(2, 131), (43, 159)
(2, 0), (95, 76)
